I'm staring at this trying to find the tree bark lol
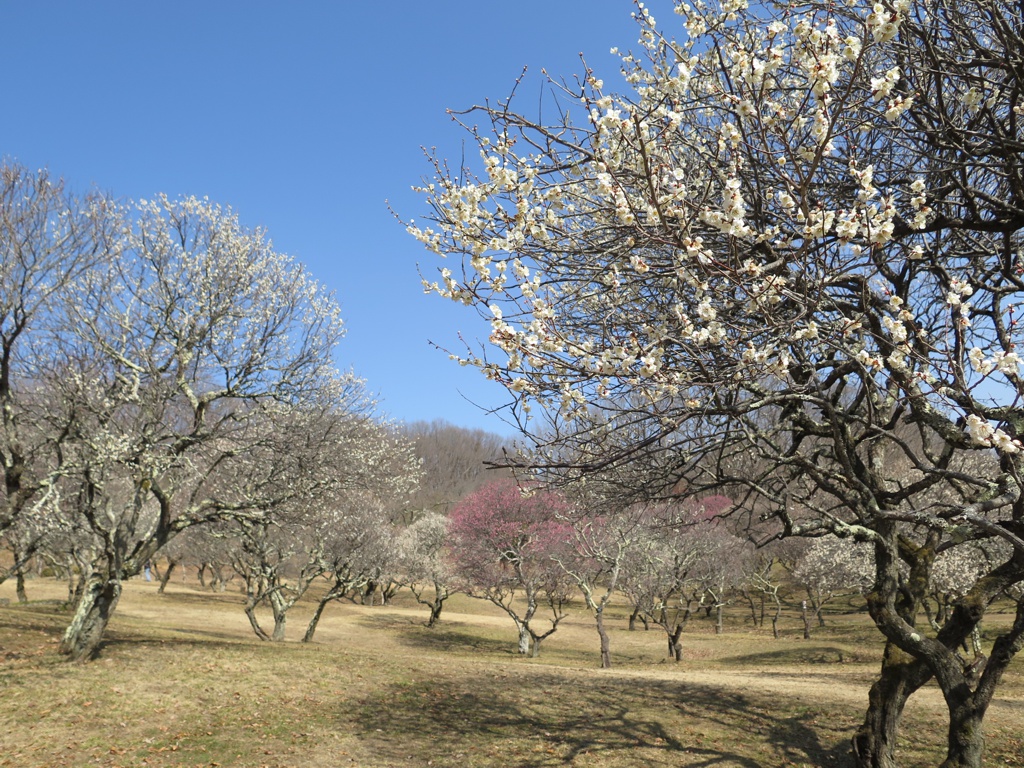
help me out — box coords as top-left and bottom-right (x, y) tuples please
(302, 597), (330, 643)
(851, 644), (931, 768)
(530, 636), (544, 657)
(267, 590), (293, 641)
(59, 573), (122, 661)
(517, 624), (531, 655)
(427, 598), (444, 627)
(596, 608), (611, 669)
(271, 612), (287, 641)
(15, 567), (27, 603)
(244, 600), (271, 641)
(940, 697), (986, 768)
(628, 605), (640, 631)
(668, 624), (684, 662)
(934, 599), (1024, 767)
(158, 560), (177, 594)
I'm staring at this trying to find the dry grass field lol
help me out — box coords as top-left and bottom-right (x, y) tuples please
(1, 575), (1022, 768)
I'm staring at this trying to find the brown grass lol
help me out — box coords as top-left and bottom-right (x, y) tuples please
(1, 576), (1022, 768)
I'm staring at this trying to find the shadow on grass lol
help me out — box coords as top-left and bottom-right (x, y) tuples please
(355, 613), (522, 657)
(729, 644), (872, 667)
(348, 670), (857, 767)
(397, 625), (522, 657)
(101, 627), (248, 650)
(151, 588), (243, 607)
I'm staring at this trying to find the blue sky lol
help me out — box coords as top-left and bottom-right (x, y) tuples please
(0, 1), (647, 436)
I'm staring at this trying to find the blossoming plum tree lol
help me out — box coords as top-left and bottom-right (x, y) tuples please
(221, 406), (419, 643)
(0, 164), (118, 591)
(51, 195), (352, 661)
(792, 536), (874, 627)
(448, 478), (575, 656)
(409, 1), (1024, 765)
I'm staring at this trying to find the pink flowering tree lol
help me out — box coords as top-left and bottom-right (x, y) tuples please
(448, 479), (576, 657)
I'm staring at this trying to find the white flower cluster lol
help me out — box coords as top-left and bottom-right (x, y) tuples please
(865, 0), (907, 43)
(968, 347), (1021, 377)
(965, 414), (1022, 453)
(409, 0), (1004, 424)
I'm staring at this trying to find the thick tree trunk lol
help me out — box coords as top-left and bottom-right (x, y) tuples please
(940, 697), (986, 768)
(851, 646), (931, 767)
(933, 599), (1024, 768)
(158, 560), (177, 594)
(596, 608), (611, 669)
(668, 625), (684, 662)
(15, 568), (27, 603)
(628, 605), (640, 631)
(59, 574), (122, 661)
(266, 590), (293, 641)
(427, 598), (444, 628)
(302, 597), (330, 642)
(361, 581), (377, 606)
(271, 612), (287, 641)
(517, 625), (530, 655)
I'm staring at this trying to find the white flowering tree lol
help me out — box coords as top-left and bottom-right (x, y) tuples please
(554, 495), (649, 668)
(792, 537), (875, 627)
(50, 195), (348, 661)
(0, 164), (118, 590)
(395, 511), (457, 627)
(409, 1), (1024, 764)
(220, 401), (418, 642)
(300, 497), (403, 642)
(617, 503), (746, 660)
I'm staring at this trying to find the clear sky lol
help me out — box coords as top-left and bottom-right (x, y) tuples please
(0, 1), (646, 436)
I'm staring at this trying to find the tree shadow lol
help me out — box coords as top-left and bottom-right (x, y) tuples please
(729, 645), (872, 666)
(346, 669), (857, 767)
(99, 634), (247, 653)
(151, 589), (242, 607)
(393, 623), (522, 657)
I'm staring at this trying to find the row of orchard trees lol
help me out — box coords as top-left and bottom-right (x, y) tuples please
(18, 457), (988, 660)
(447, 479), (998, 666)
(0, 163), (421, 660)
(409, 0), (1024, 765)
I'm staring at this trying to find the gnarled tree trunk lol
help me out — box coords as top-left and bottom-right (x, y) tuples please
(158, 560), (177, 594)
(60, 571), (122, 661)
(851, 645), (930, 768)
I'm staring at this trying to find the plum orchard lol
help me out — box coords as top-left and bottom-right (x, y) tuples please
(409, 1), (1024, 766)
